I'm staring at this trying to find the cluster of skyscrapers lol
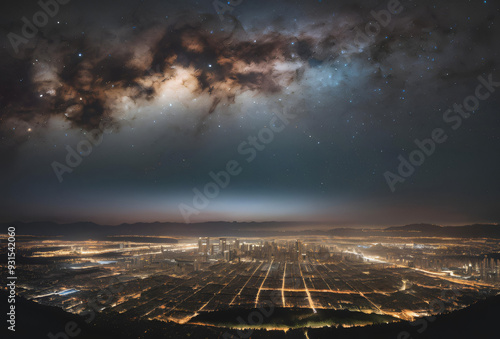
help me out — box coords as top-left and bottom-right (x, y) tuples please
(197, 238), (333, 262)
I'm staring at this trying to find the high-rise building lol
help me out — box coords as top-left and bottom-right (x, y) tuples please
(198, 237), (209, 255)
(219, 238), (227, 254)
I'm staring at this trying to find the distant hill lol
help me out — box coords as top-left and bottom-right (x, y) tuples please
(386, 223), (443, 232)
(0, 221), (312, 240)
(1, 221), (500, 240)
(384, 223), (500, 238)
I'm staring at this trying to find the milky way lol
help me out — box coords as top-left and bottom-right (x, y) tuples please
(0, 0), (499, 225)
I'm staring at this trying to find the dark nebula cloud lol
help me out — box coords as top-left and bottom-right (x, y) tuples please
(0, 0), (499, 225)
(0, 1), (451, 132)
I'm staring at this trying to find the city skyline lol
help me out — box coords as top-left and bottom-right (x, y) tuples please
(5, 230), (500, 338)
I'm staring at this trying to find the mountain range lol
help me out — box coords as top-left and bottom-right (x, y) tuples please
(2, 221), (500, 240)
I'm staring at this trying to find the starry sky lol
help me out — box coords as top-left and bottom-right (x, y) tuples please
(0, 0), (499, 226)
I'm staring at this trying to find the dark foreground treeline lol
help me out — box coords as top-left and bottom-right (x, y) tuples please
(3, 291), (500, 339)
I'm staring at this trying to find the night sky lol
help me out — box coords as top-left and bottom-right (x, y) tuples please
(0, 0), (499, 226)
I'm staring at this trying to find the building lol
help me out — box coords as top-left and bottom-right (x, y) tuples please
(219, 238), (227, 254)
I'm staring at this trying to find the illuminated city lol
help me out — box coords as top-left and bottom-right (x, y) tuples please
(3, 224), (499, 338)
